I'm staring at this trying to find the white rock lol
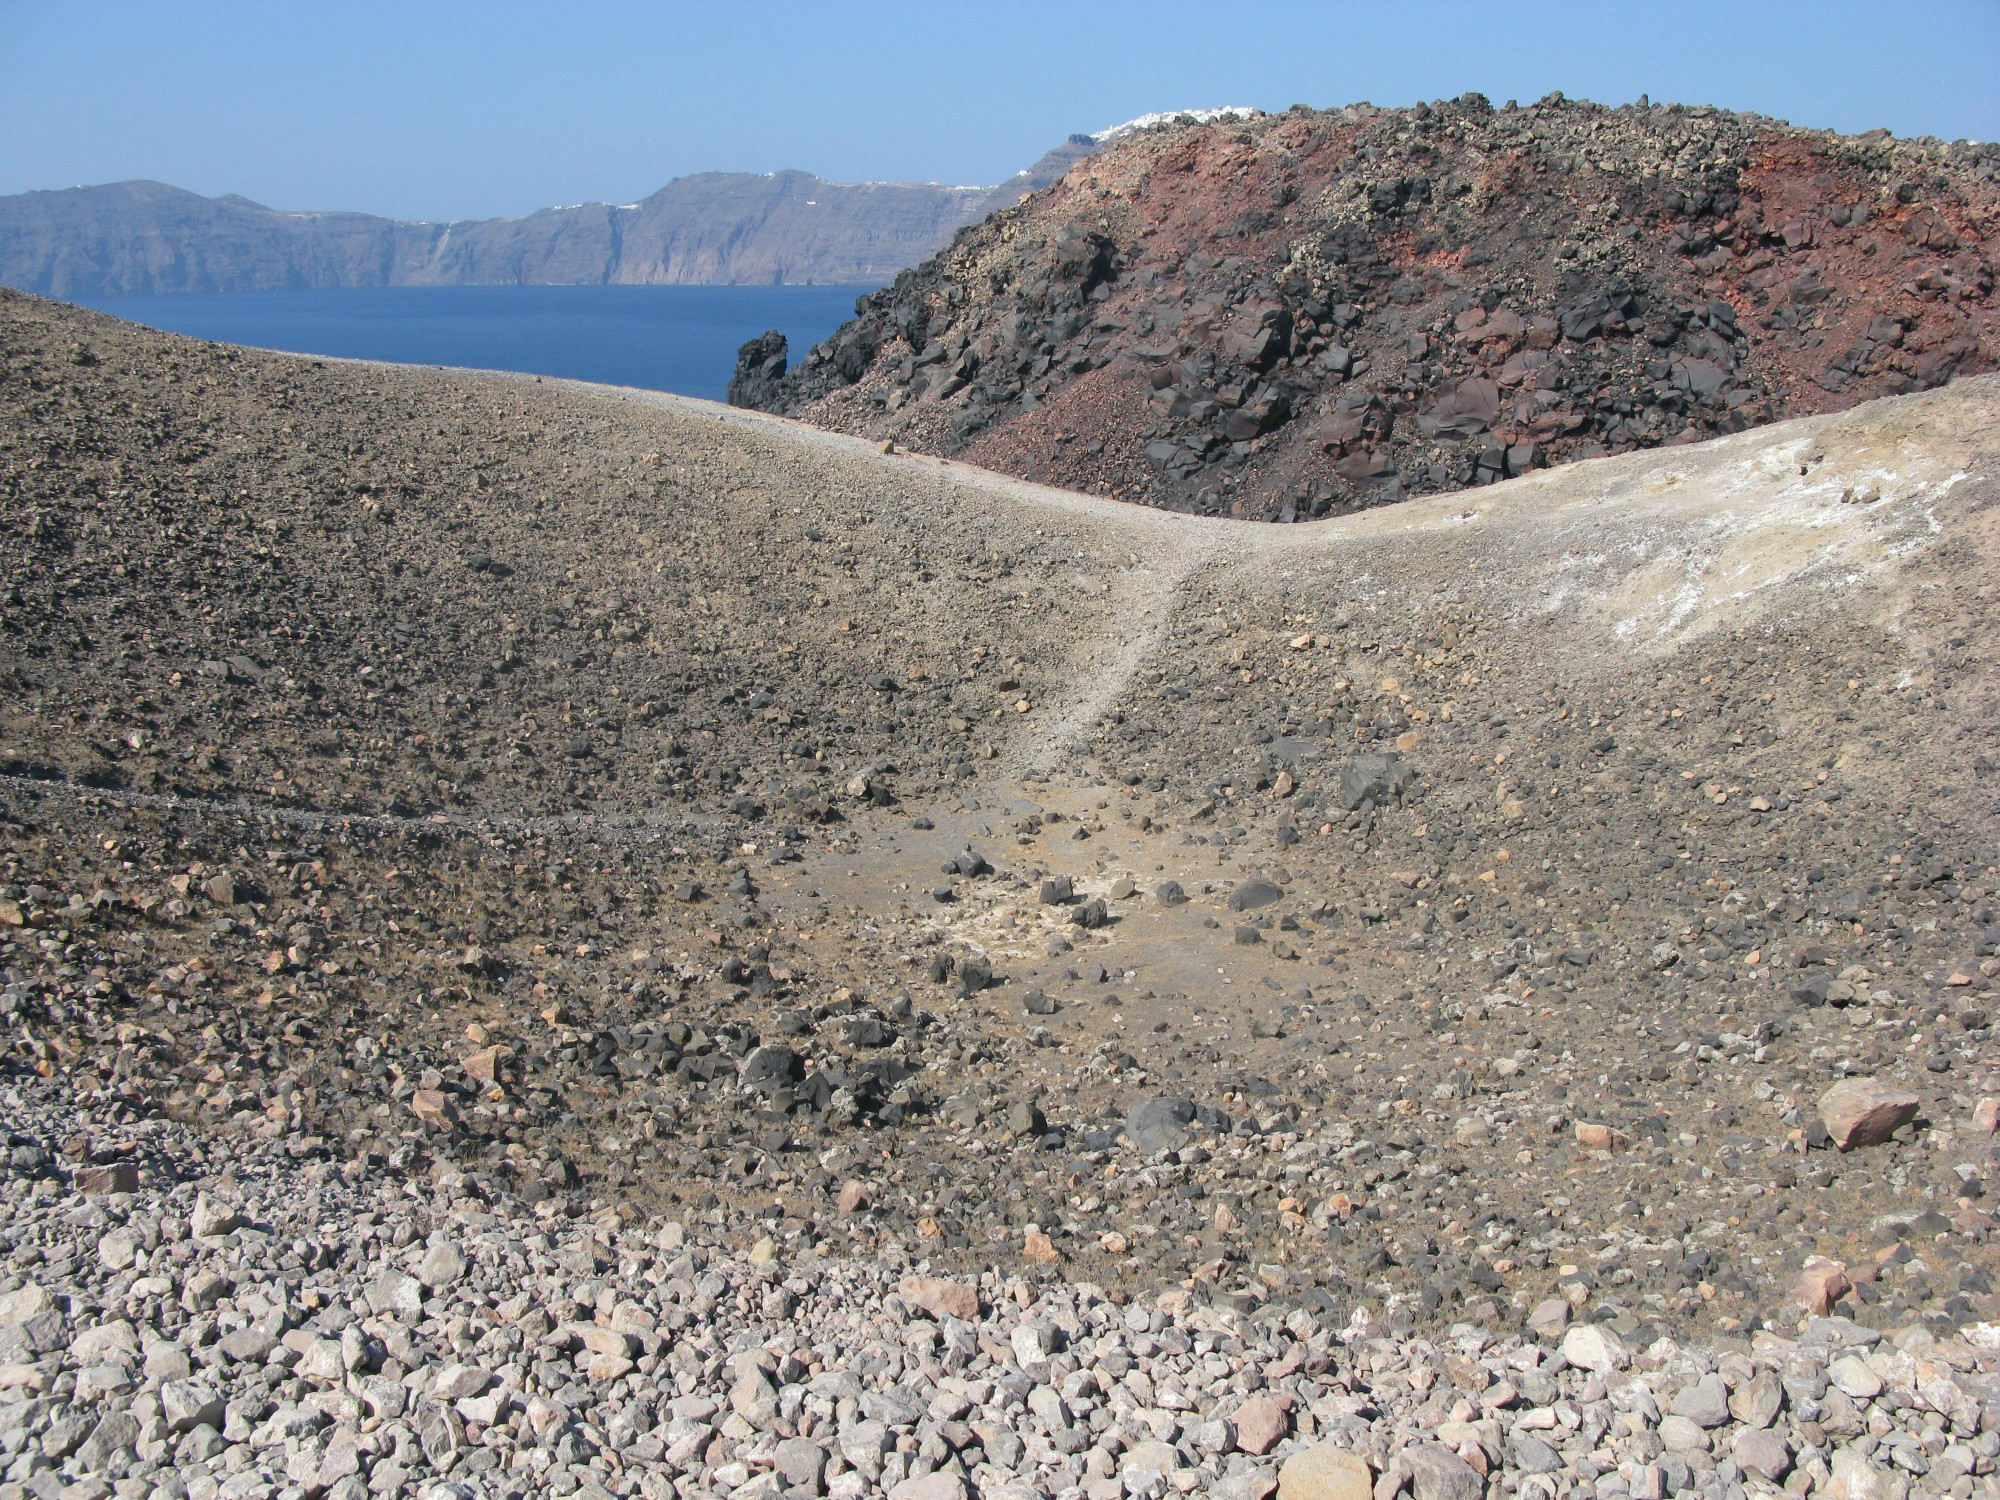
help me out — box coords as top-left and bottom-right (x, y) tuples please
(1011, 1321), (1052, 1368)
(1829, 1354), (1884, 1399)
(190, 1194), (240, 1238)
(1559, 1323), (1629, 1374)
(431, 1363), (491, 1400)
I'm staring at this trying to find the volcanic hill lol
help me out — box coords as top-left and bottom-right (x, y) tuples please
(736, 95), (1999, 521)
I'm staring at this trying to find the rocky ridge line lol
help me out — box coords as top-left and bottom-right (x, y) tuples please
(738, 94), (1998, 521)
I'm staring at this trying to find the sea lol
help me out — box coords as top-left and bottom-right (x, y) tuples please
(68, 284), (876, 403)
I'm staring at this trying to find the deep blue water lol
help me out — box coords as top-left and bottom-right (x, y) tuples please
(69, 284), (875, 402)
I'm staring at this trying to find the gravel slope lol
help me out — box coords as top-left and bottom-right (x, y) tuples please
(3, 292), (2000, 1498)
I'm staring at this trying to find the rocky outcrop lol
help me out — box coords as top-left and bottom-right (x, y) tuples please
(0, 138), (1104, 297)
(726, 328), (791, 410)
(747, 95), (1999, 519)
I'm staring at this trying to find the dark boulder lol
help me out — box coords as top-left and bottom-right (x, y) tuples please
(1339, 753), (1416, 810)
(1125, 1097), (1230, 1155)
(738, 1045), (802, 1097)
(726, 330), (789, 411)
(1227, 879), (1284, 911)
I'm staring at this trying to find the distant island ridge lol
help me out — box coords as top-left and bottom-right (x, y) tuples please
(0, 112), (1258, 296)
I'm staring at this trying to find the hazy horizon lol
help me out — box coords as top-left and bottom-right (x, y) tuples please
(3, 0), (1996, 223)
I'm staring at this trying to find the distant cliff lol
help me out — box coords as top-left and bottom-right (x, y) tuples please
(0, 139), (1100, 296)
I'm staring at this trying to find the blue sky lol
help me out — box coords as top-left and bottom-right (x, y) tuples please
(3, 0), (1995, 221)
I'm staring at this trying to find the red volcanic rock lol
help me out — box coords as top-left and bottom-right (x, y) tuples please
(749, 95), (1996, 521)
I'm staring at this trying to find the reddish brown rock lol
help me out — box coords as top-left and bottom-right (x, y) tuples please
(1795, 1261), (1852, 1315)
(1574, 1122), (1629, 1153)
(75, 1163), (138, 1196)
(461, 1046), (507, 1083)
(1819, 1078), (1921, 1150)
(1234, 1393), (1293, 1455)
(1278, 1445), (1371, 1500)
(754, 98), (1999, 523)
(899, 1275), (979, 1322)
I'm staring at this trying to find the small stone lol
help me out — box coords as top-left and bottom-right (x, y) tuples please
(410, 1088), (457, 1129)
(1512, 1435), (1562, 1474)
(1729, 1369), (1784, 1428)
(1234, 1394), (1291, 1455)
(1828, 1354), (1884, 1399)
(318, 1434), (365, 1490)
(1732, 1428), (1793, 1483)
(1011, 1321), (1052, 1368)
(190, 1194), (240, 1238)
(578, 1326), (634, 1358)
(76, 1163), (139, 1196)
(1672, 1373), (1731, 1428)
(1128, 1438), (1183, 1475)
(143, 1342), (192, 1382)
(98, 1228), (140, 1270)
(1828, 1445), (1907, 1500)
(1070, 897), (1109, 929)
(1819, 1077), (1920, 1150)
(1560, 1322), (1630, 1373)
(1658, 1414), (1710, 1453)
(774, 1436), (828, 1491)
(1573, 1121), (1629, 1152)
(900, 1275), (979, 1321)
(1526, 1298), (1571, 1339)
(298, 1336), (346, 1382)
(71, 1321), (137, 1363)
(417, 1239), (468, 1288)
(1007, 1101), (1047, 1137)
(1796, 1261), (1852, 1315)
(216, 1327), (273, 1363)
(1023, 1230), (1060, 1264)
(731, 1366), (779, 1428)
(1338, 753), (1414, 811)
(462, 1045), (506, 1082)
(1126, 1097), (1197, 1155)
(1277, 1444), (1371, 1500)
(368, 1267), (424, 1316)
(75, 1411), (141, 1472)
(1228, 879), (1284, 911)
(458, 1389), (509, 1425)
(1393, 1442), (1483, 1500)
(161, 1379), (225, 1432)
(836, 1179), (868, 1213)
(0, 1282), (55, 1325)
(888, 1474), (966, 1500)
(432, 1363), (491, 1401)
